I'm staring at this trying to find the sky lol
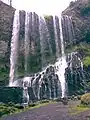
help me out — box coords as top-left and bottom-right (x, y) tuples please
(3, 0), (75, 15)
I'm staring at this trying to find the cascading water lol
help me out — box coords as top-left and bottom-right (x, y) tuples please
(24, 12), (30, 73)
(9, 10), (20, 86)
(39, 16), (52, 68)
(23, 12), (31, 104)
(54, 16), (67, 98)
(66, 52), (85, 95)
(59, 17), (65, 55)
(9, 10), (82, 102)
(53, 16), (60, 58)
(23, 77), (30, 104)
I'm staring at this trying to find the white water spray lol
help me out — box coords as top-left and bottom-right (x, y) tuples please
(9, 10), (20, 86)
(55, 16), (67, 98)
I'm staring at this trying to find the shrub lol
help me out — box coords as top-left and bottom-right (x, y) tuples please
(8, 102), (15, 106)
(81, 93), (90, 105)
(83, 57), (90, 67)
(80, 4), (90, 15)
(40, 100), (50, 104)
(0, 104), (21, 117)
(28, 103), (37, 107)
(15, 104), (24, 109)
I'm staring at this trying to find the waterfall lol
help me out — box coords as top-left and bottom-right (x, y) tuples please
(53, 16), (60, 57)
(59, 17), (65, 55)
(52, 16), (68, 98)
(39, 16), (46, 67)
(54, 16), (67, 98)
(23, 77), (30, 104)
(62, 15), (75, 47)
(39, 16), (52, 68)
(9, 10), (20, 86)
(9, 11), (80, 100)
(25, 12), (30, 73)
(66, 52), (85, 95)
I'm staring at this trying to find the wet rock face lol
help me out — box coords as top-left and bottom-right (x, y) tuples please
(16, 12), (42, 75)
(0, 1), (15, 86)
(31, 66), (61, 100)
(45, 16), (56, 56)
(62, 16), (75, 48)
(17, 11), (25, 76)
(62, 0), (90, 44)
(0, 5), (75, 86)
(13, 64), (62, 101)
(65, 52), (85, 96)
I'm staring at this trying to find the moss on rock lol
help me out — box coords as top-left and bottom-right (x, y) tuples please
(81, 93), (90, 105)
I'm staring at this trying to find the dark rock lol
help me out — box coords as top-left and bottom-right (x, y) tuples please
(0, 1), (15, 86)
(0, 87), (23, 103)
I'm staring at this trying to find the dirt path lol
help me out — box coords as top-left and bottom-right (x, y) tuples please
(1, 102), (90, 120)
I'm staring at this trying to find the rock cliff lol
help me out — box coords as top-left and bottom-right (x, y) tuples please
(63, 0), (90, 94)
(0, 1), (15, 85)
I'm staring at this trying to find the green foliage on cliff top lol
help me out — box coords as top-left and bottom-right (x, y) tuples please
(44, 15), (52, 21)
(77, 43), (90, 67)
(66, 42), (90, 67)
(83, 56), (90, 67)
(80, 1), (90, 15)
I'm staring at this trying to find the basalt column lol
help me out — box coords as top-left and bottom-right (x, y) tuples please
(39, 16), (53, 67)
(65, 53), (85, 96)
(29, 13), (41, 73)
(17, 11), (25, 77)
(62, 16), (75, 49)
(53, 16), (61, 57)
(45, 16), (56, 61)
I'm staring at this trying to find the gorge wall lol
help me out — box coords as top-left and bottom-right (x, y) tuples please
(0, 0), (90, 99)
(63, 0), (90, 44)
(0, 1), (15, 86)
(63, 0), (90, 95)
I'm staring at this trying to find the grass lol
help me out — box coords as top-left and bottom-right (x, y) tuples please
(0, 100), (56, 118)
(69, 94), (90, 115)
(1, 99), (90, 118)
(69, 104), (90, 115)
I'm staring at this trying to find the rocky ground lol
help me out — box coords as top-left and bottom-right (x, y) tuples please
(1, 102), (90, 120)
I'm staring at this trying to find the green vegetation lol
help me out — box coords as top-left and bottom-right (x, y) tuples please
(83, 29), (90, 43)
(80, 3), (90, 15)
(83, 56), (90, 67)
(66, 42), (90, 67)
(44, 15), (52, 21)
(69, 104), (90, 115)
(69, 93), (90, 115)
(0, 103), (23, 118)
(0, 100), (55, 118)
(0, 59), (9, 86)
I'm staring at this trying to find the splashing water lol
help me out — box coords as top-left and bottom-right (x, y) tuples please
(58, 16), (67, 97)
